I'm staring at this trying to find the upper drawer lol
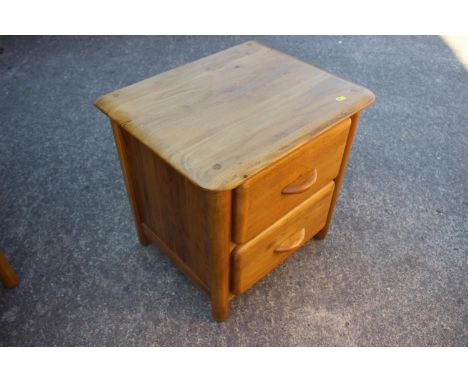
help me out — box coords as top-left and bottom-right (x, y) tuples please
(233, 118), (350, 243)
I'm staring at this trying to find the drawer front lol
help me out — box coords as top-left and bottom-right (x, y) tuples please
(233, 118), (350, 243)
(231, 182), (334, 295)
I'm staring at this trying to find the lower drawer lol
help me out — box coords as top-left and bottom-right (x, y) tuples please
(231, 181), (334, 295)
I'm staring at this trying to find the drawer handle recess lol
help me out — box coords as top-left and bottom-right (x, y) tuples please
(274, 228), (306, 253)
(282, 169), (318, 194)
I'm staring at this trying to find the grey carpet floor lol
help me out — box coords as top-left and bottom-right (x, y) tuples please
(0, 36), (466, 346)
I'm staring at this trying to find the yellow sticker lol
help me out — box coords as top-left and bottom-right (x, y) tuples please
(336, 96), (347, 102)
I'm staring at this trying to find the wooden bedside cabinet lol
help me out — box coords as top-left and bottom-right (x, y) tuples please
(95, 41), (375, 321)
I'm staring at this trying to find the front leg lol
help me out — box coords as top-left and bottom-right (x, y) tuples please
(0, 249), (18, 289)
(207, 191), (232, 322)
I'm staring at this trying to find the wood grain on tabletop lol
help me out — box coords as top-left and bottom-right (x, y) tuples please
(95, 41), (375, 191)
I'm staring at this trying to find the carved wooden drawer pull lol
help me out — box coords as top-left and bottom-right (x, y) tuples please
(274, 228), (306, 253)
(282, 169), (318, 194)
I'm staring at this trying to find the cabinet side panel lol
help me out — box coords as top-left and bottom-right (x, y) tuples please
(121, 129), (219, 290)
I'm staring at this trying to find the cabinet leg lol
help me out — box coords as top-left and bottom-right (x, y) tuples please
(207, 190), (231, 322)
(0, 249), (18, 289)
(211, 296), (229, 322)
(315, 226), (329, 240)
(137, 231), (150, 246)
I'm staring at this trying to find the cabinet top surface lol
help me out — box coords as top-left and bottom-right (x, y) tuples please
(95, 41), (374, 190)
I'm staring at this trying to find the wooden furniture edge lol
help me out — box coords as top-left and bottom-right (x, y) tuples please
(315, 112), (360, 239)
(111, 120), (150, 246)
(205, 190), (232, 322)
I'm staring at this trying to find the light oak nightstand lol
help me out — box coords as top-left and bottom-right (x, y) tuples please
(95, 41), (375, 321)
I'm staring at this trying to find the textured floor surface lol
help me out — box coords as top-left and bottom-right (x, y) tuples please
(0, 36), (466, 346)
